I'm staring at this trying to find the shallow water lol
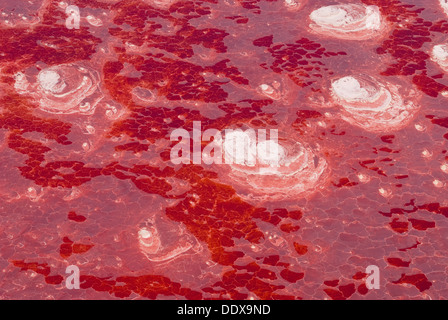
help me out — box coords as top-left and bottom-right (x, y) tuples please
(0, 0), (447, 299)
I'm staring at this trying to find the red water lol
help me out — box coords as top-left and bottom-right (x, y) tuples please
(0, 0), (447, 300)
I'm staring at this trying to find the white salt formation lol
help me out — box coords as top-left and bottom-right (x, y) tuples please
(38, 70), (66, 93)
(256, 140), (286, 166)
(431, 44), (448, 72)
(138, 225), (198, 263)
(138, 227), (161, 255)
(14, 63), (103, 114)
(223, 130), (328, 201)
(258, 83), (282, 100)
(331, 76), (372, 102)
(331, 75), (421, 132)
(309, 4), (385, 40)
(284, 0), (306, 12)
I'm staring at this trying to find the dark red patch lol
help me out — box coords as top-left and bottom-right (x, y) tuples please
(68, 211), (87, 222)
(387, 258), (411, 267)
(408, 218), (435, 231)
(392, 273), (432, 292)
(293, 242), (308, 256)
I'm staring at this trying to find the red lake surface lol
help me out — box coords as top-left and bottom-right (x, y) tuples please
(0, 0), (447, 300)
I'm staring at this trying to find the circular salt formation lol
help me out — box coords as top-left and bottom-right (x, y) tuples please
(255, 77), (297, 105)
(330, 74), (420, 132)
(132, 86), (156, 104)
(138, 223), (199, 263)
(284, 0), (307, 12)
(16, 64), (103, 114)
(258, 83), (283, 101)
(86, 15), (103, 27)
(259, 84), (278, 99)
(138, 227), (161, 255)
(431, 44), (448, 72)
(332, 76), (378, 104)
(223, 131), (328, 201)
(309, 4), (385, 40)
(256, 140), (287, 166)
(38, 70), (66, 93)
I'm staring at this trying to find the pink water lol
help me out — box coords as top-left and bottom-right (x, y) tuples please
(0, 0), (447, 300)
